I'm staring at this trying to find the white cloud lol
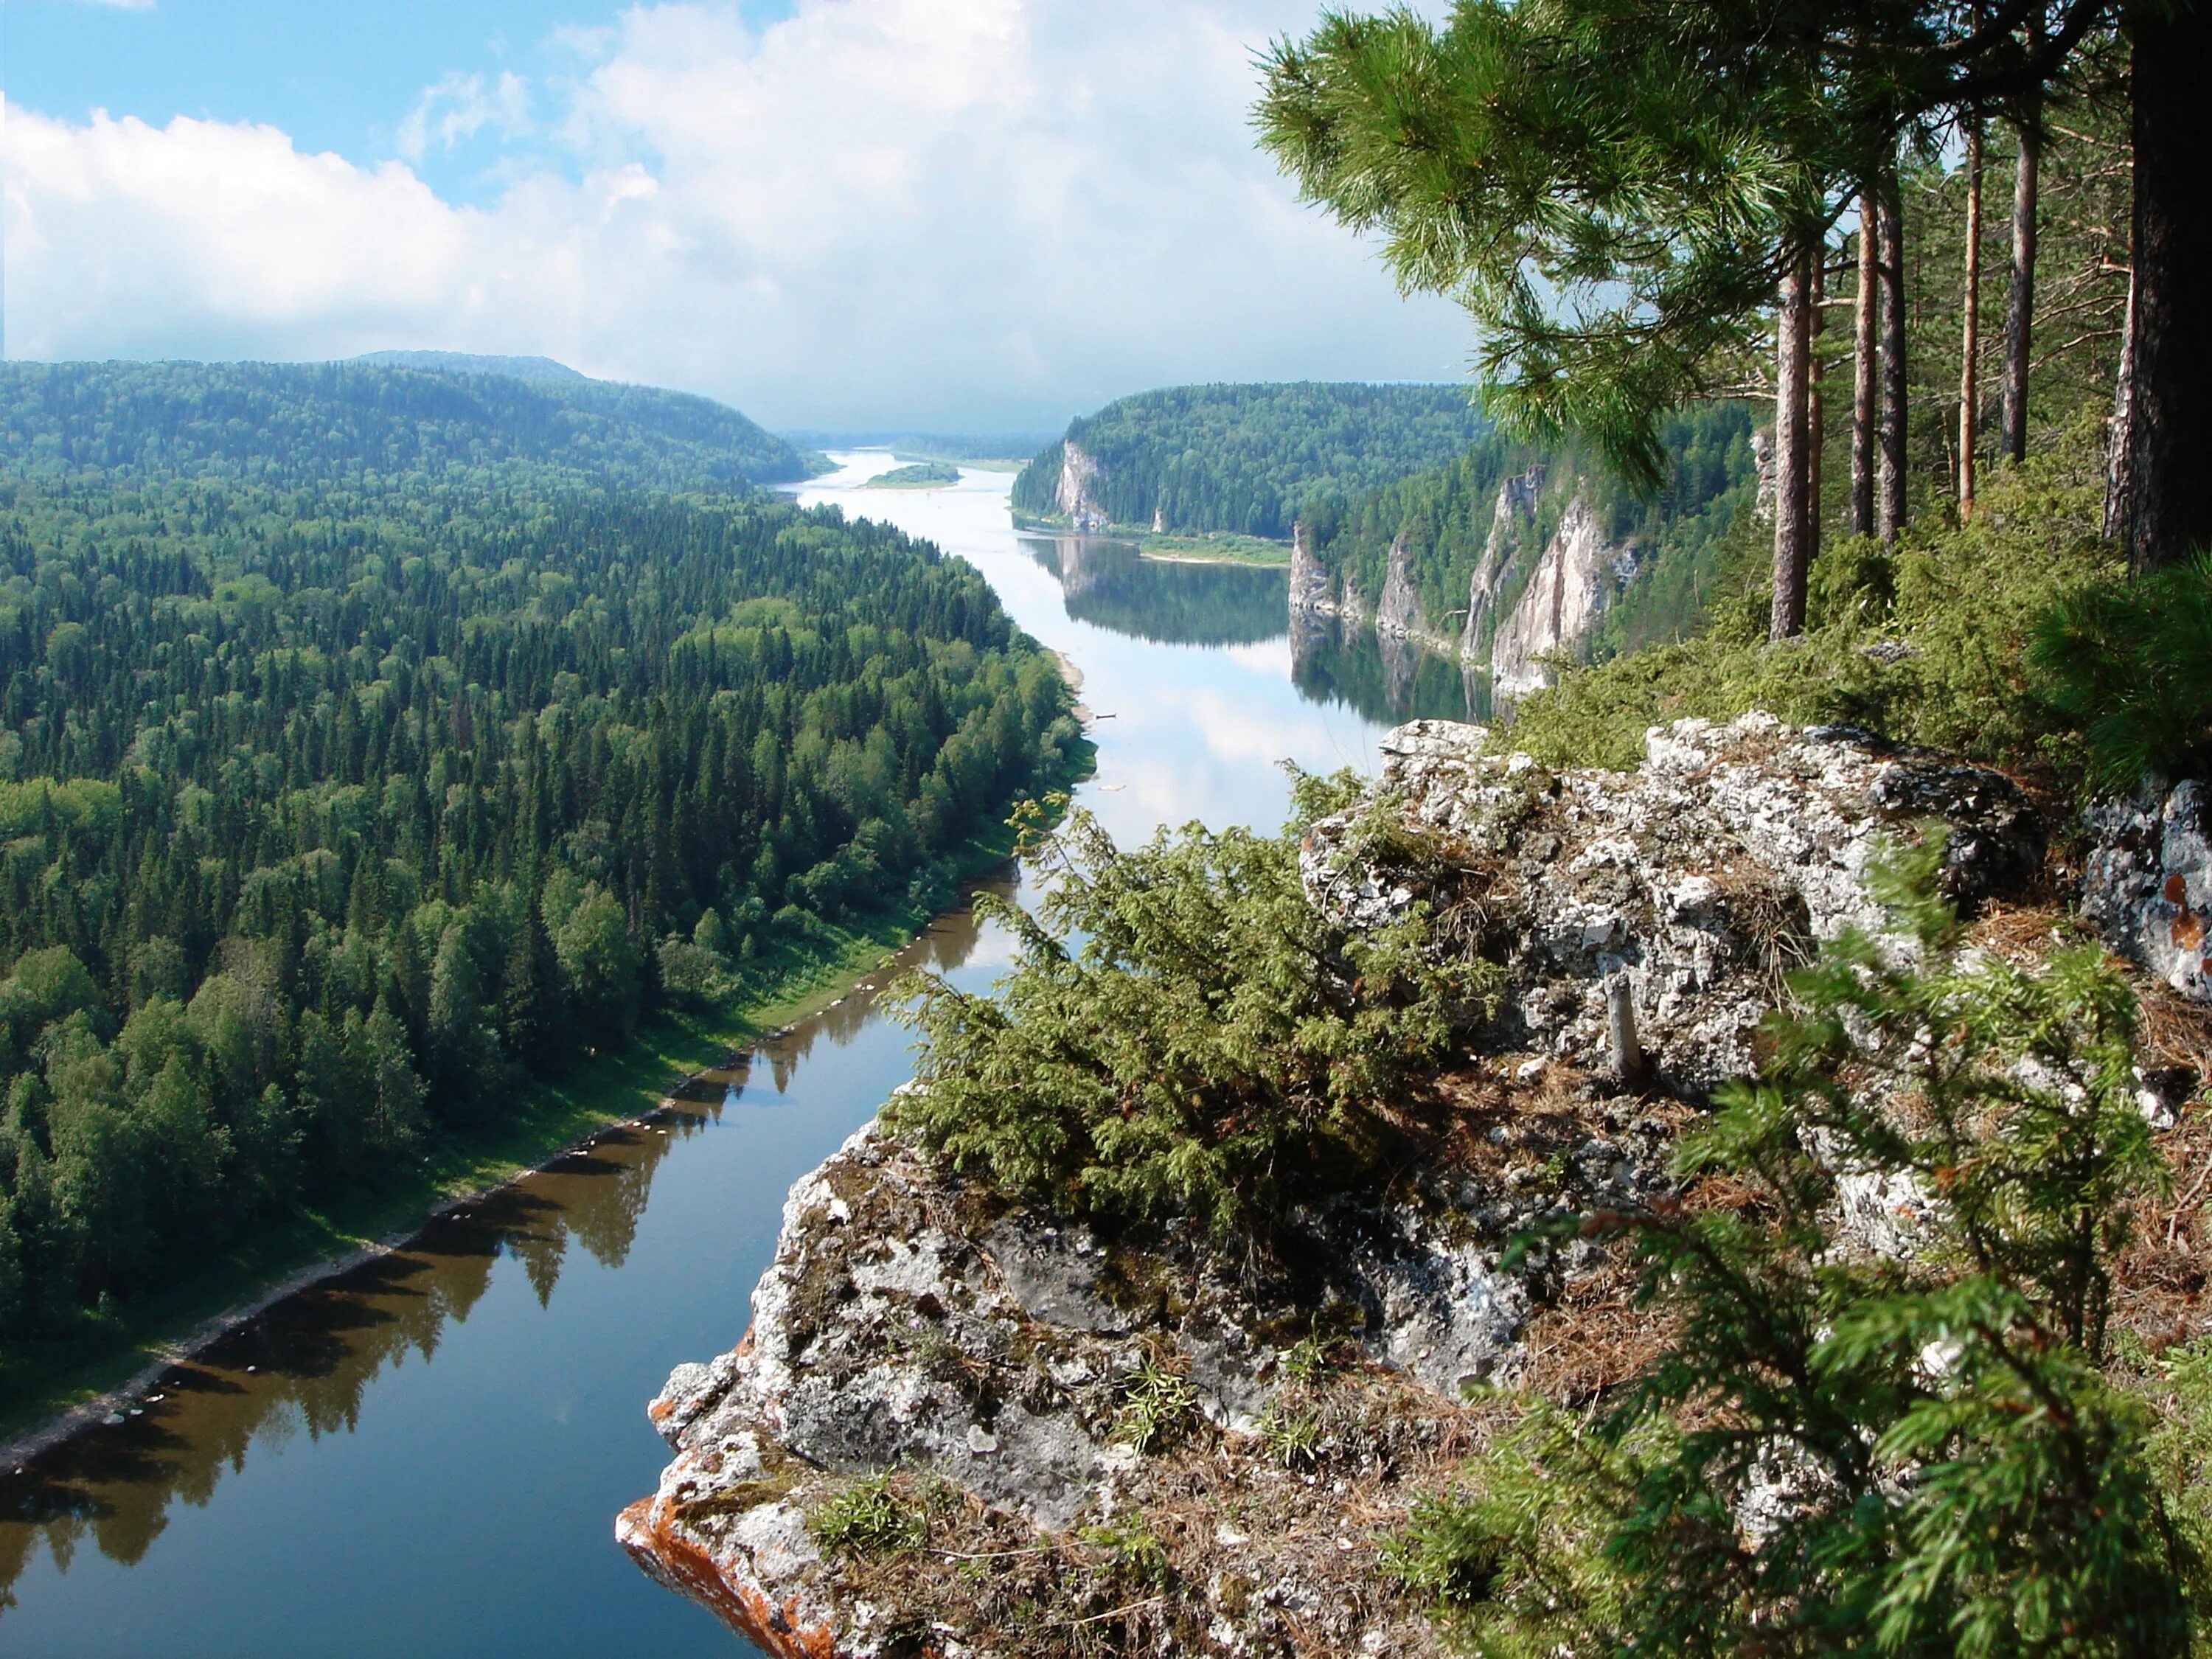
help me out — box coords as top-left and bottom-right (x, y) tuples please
(5, 0), (1470, 428)
(397, 72), (532, 164)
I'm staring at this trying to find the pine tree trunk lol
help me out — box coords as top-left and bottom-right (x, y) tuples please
(1959, 117), (1984, 518)
(2105, 272), (2135, 544)
(1877, 181), (1908, 544)
(1809, 251), (1825, 563)
(1771, 254), (1814, 641)
(2128, 7), (2212, 572)
(2001, 112), (2041, 465)
(1851, 194), (1879, 538)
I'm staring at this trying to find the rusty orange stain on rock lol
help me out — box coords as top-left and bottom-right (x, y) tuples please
(2175, 909), (2206, 953)
(618, 1494), (844, 1659)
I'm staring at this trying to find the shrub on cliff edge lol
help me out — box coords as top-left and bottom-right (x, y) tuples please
(888, 780), (1499, 1241)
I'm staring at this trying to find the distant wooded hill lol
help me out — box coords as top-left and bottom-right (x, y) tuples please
(1012, 383), (1493, 540)
(0, 360), (826, 491)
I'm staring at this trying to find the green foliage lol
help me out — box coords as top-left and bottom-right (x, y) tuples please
(1399, 847), (2194, 1658)
(1077, 1516), (1173, 1589)
(1117, 1355), (1201, 1455)
(1011, 382), (1492, 540)
(1256, 1400), (1322, 1470)
(2032, 549), (2212, 791)
(0, 359), (820, 490)
(807, 1474), (928, 1559)
(1256, 3), (1834, 486)
(1504, 436), (2122, 774)
(889, 783), (1496, 1240)
(0, 386), (1079, 1338)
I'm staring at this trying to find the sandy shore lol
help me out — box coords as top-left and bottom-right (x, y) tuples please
(1054, 650), (1095, 726)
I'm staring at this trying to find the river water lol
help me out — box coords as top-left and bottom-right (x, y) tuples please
(0, 455), (1479, 1657)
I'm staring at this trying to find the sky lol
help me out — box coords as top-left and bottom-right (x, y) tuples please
(0, 0), (1472, 433)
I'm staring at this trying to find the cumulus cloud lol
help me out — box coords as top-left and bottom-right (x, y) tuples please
(5, 0), (1470, 427)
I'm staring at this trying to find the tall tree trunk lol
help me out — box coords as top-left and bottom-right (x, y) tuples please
(1959, 116), (1984, 518)
(1877, 179), (1908, 544)
(1771, 253), (1815, 641)
(1809, 251), (1825, 564)
(2106, 271), (2135, 543)
(1851, 193), (1879, 538)
(2128, 7), (2212, 572)
(2001, 109), (2041, 464)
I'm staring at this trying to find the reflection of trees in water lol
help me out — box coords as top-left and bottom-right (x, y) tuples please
(1023, 536), (1288, 647)
(0, 881), (1007, 1608)
(0, 1123), (689, 1602)
(1290, 613), (1492, 726)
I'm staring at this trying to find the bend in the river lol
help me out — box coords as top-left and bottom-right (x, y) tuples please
(0, 455), (1479, 1658)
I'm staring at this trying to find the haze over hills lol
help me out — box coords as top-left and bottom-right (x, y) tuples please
(0, 359), (826, 491)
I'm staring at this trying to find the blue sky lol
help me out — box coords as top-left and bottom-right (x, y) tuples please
(3, 1), (1467, 430)
(13, 1), (796, 201)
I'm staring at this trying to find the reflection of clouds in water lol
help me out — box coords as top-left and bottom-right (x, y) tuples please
(1168, 684), (1376, 777)
(1223, 637), (1295, 677)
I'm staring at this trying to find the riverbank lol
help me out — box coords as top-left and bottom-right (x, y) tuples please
(1011, 515), (1291, 566)
(0, 757), (1091, 1455)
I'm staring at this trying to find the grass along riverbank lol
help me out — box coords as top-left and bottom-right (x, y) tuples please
(0, 757), (1091, 1449)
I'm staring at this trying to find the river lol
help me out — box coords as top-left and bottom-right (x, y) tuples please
(0, 455), (1480, 1657)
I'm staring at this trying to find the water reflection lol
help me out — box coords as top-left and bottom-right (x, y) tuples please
(0, 874), (1006, 1620)
(1291, 612), (1495, 727)
(1021, 535), (1287, 647)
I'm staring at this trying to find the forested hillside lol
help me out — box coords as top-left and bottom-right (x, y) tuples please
(0, 392), (1076, 1341)
(0, 361), (826, 491)
(1304, 403), (1758, 655)
(1011, 383), (1491, 539)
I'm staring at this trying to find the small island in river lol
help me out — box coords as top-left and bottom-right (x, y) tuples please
(862, 461), (961, 490)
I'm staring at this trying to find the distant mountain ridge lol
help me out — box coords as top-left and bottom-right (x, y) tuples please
(1012, 382), (1493, 540)
(0, 359), (827, 491)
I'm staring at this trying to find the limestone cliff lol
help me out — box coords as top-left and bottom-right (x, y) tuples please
(1300, 464), (1636, 698)
(1460, 465), (1548, 658)
(1489, 496), (1630, 696)
(1054, 441), (1107, 535)
(621, 714), (2048, 1658)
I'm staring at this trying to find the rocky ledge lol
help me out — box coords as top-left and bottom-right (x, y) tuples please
(620, 714), (2048, 1658)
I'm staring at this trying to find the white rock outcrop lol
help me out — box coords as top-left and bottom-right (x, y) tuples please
(1488, 498), (1628, 695)
(623, 713), (2046, 1656)
(1302, 714), (2042, 1088)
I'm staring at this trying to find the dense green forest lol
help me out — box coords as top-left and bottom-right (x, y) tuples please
(1304, 403), (1759, 654)
(0, 361), (827, 492)
(1011, 383), (1492, 540)
(0, 368), (1077, 1342)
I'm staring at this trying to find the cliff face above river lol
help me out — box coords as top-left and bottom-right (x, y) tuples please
(620, 712), (2064, 1658)
(1291, 467), (1643, 698)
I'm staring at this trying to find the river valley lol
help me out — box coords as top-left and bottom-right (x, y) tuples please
(0, 455), (1481, 1657)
